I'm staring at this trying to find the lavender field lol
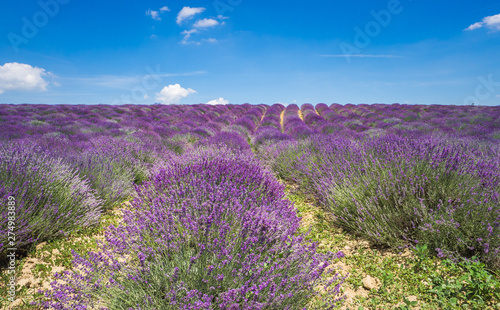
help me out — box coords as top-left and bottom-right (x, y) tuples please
(1, 103), (500, 309)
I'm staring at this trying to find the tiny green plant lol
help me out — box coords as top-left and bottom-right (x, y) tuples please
(412, 244), (429, 272)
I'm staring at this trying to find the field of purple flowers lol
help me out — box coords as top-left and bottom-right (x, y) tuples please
(1, 103), (500, 309)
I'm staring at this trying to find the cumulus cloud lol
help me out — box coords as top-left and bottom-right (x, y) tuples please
(0, 62), (49, 94)
(207, 97), (229, 105)
(155, 84), (196, 104)
(177, 7), (205, 25)
(146, 6), (169, 21)
(465, 13), (500, 31)
(193, 18), (220, 28)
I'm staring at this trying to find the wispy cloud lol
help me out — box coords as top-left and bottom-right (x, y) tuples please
(146, 6), (169, 21)
(177, 7), (205, 25)
(146, 10), (161, 20)
(177, 9), (226, 44)
(181, 29), (199, 44)
(60, 71), (207, 89)
(319, 54), (403, 58)
(193, 18), (220, 29)
(465, 13), (500, 31)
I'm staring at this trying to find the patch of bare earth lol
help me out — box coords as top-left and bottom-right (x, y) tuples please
(288, 185), (418, 309)
(280, 110), (285, 132)
(298, 110), (304, 121)
(1, 201), (131, 309)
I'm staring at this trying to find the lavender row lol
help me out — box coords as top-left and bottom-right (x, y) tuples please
(253, 104), (290, 147)
(41, 147), (345, 309)
(262, 133), (500, 267)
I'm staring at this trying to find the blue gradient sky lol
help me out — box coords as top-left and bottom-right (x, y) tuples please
(1, 0), (500, 105)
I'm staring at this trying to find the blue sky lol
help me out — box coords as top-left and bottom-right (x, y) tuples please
(1, 0), (500, 105)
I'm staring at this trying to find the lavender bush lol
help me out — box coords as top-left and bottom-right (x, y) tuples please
(263, 134), (500, 267)
(42, 148), (345, 309)
(0, 140), (102, 257)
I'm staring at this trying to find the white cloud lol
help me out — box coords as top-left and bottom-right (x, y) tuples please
(147, 6), (169, 21)
(0, 62), (49, 94)
(207, 97), (229, 105)
(146, 10), (161, 20)
(177, 7), (205, 25)
(144, 94), (149, 100)
(193, 18), (219, 28)
(155, 84), (196, 104)
(466, 22), (483, 31)
(465, 13), (500, 32)
(204, 38), (218, 43)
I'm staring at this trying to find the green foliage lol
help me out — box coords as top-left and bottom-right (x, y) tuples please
(412, 244), (429, 272)
(428, 258), (500, 309)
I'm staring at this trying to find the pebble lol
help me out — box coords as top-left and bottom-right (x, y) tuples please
(362, 275), (381, 290)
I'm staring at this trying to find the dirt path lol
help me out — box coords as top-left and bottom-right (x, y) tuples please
(286, 186), (419, 309)
(280, 110), (285, 132)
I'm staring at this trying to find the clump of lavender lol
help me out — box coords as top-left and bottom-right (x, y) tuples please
(198, 131), (251, 152)
(253, 126), (291, 147)
(0, 140), (102, 257)
(64, 148), (135, 211)
(263, 134), (500, 267)
(42, 148), (345, 309)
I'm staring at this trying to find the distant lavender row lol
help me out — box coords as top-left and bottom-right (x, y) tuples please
(2, 103), (500, 144)
(253, 104), (290, 146)
(0, 104), (254, 150)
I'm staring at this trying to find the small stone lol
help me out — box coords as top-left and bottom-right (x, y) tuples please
(344, 245), (352, 251)
(52, 249), (60, 256)
(362, 275), (380, 290)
